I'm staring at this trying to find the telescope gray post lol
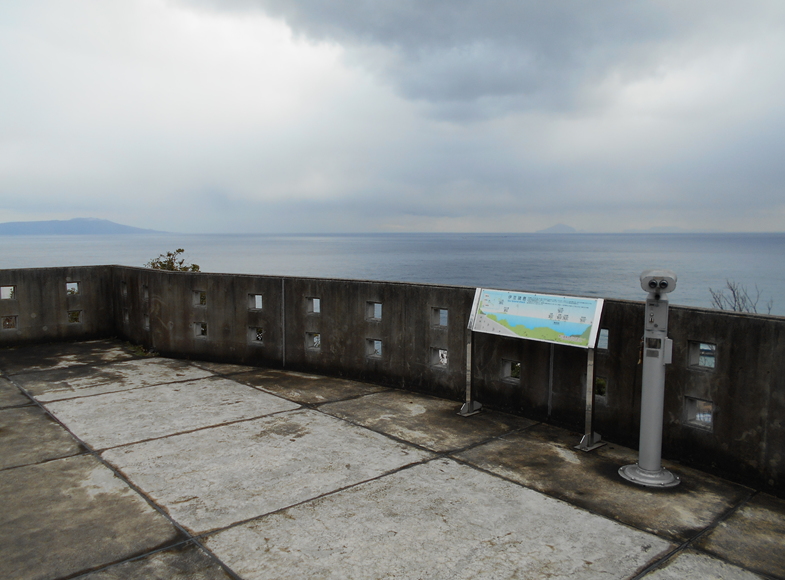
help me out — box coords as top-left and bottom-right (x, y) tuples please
(619, 272), (680, 487)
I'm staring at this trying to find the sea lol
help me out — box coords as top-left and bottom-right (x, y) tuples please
(1, 233), (783, 316)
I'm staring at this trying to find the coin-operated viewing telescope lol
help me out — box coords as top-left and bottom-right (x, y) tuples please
(619, 269), (681, 488)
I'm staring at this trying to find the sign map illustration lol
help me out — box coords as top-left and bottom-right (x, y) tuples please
(468, 289), (604, 349)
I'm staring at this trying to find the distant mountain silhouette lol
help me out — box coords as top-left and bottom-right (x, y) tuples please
(535, 223), (579, 234)
(0, 218), (163, 235)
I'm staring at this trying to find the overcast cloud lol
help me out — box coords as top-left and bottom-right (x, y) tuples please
(1, 0), (784, 232)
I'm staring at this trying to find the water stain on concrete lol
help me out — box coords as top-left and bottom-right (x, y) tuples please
(454, 423), (750, 542)
(0, 376), (31, 408)
(641, 550), (766, 579)
(0, 454), (182, 580)
(13, 357), (214, 402)
(695, 492), (785, 578)
(74, 542), (234, 580)
(233, 369), (387, 404)
(320, 390), (537, 452)
(0, 405), (85, 469)
(0, 339), (137, 375)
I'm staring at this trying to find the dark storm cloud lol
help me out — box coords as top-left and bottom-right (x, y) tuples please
(184, 0), (724, 116)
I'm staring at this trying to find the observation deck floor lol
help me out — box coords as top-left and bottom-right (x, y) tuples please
(1, 339), (783, 580)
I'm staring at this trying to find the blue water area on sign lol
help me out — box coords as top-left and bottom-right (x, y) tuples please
(490, 313), (590, 337)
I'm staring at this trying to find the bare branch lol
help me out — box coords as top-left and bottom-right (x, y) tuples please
(709, 279), (773, 314)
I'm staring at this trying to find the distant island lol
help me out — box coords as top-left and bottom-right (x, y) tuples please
(0, 218), (164, 235)
(535, 224), (580, 234)
(535, 224), (723, 234)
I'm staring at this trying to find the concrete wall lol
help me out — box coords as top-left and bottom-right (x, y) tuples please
(0, 266), (115, 343)
(2, 265), (784, 495)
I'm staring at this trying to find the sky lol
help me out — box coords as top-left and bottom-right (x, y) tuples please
(1, 1), (785, 234)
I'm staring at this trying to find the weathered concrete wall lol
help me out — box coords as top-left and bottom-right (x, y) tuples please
(0, 266), (115, 344)
(2, 265), (784, 494)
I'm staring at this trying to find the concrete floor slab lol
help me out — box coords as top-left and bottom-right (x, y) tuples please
(641, 550), (766, 580)
(102, 409), (433, 534)
(0, 405), (84, 469)
(0, 376), (31, 408)
(205, 458), (673, 580)
(233, 368), (388, 404)
(0, 339), (136, 375)
(454, 423), (750, 542)
(320, 390), (537, 452)
(75, 542), (233, 580)
(695, 492), (785, 578)
(0, 454), (182, 580)
(45, 376), (300, 450)
(14, 357), (214, 402)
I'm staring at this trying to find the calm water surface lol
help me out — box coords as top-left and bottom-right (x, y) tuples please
(2, 233), (783, 315)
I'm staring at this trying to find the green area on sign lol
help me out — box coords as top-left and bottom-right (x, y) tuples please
(486, 314), (591, 346)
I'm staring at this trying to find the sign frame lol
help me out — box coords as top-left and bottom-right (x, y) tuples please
(468, 288), (604, 349)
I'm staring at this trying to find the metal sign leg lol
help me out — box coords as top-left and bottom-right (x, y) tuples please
(459, 331), (482, 416)
(576, 348), (605, 451)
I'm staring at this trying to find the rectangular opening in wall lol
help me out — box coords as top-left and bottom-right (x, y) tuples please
(689, 341), (716, 369)
(123, 309), (130, 325)
(249, 294), (263, 310)
(366, 339), (382, 359)
(366, 302), (382, 320)
(306, 332), (321, 350)
(66, 282), (80, 295)
(431, 308), (448, 327)
(307, 297), (321, 314)
(685, 397), (713, 430)
(143, 314), (150, 331)
(597, 328), (609, 350)
(2, 316), (17, 330)
(194, 291), (207, 306)
(0, 286), (15, 300)
(194, 322), (207, 337)
(121, 281), (128, 299)
(248, 327), (264, 344)
(142, 285), (149, 302)
(67, 310), (82, 324)
(430, 347), (448, 368)
(594, 376), (608, 398)
(502, 359), (521, 382)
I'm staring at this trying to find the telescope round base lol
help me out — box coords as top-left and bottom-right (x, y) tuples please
(619, 463), (680, 488)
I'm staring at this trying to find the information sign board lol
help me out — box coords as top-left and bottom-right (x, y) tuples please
(468, 288), (604, 349)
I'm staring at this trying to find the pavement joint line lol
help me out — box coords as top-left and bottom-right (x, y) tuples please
(313, 406), (451, 455)
(441, 418), (546, 456)
(22, 373), (243, 405)
(0, 401), (35, 410)
(312, 397), (540, 457)
(0, 449), (90, 473)
(64, 538), (244, 580)
(192, 456), (439, 541)
(237, 378), (396, 405)
(634, 490), (780, 580)
(81, 406), (307, 453)
(444, 451), (698, 551)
